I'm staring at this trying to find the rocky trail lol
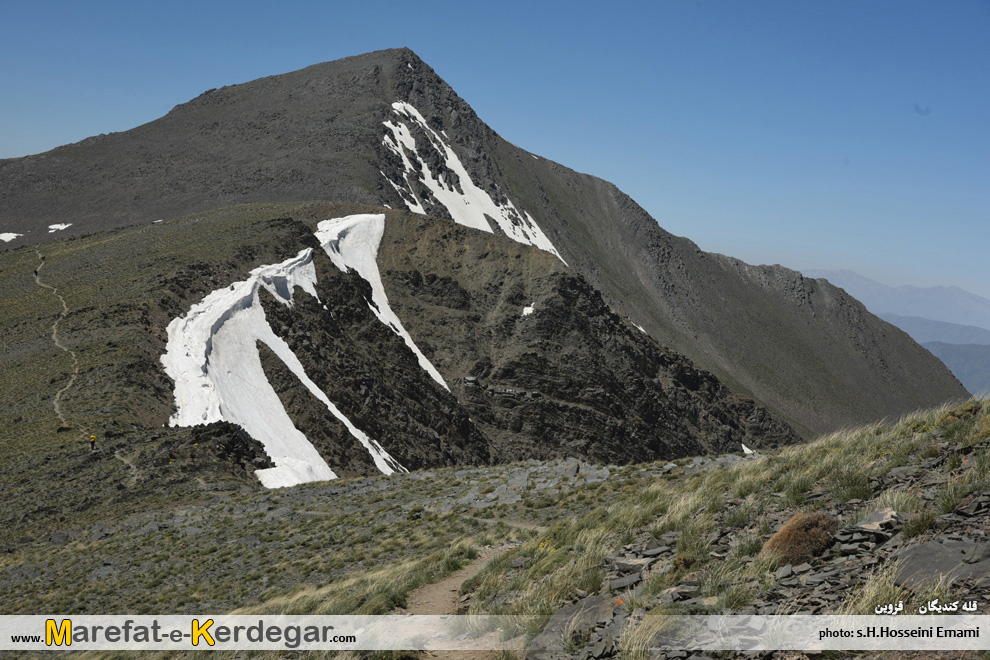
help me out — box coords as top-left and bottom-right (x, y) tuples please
(400, 546), (504, 617)
(33, 250), (79, 430)
(113, 450), (142, 487)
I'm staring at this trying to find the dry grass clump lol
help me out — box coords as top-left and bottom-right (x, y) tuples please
(759, 511), (838, 565)
(938, 399), (982, 424)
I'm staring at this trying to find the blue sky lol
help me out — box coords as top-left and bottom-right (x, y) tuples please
(2, 1), (988, 297)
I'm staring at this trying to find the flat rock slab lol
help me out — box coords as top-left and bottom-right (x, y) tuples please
(892, 537), (990, 590)
(611, 557), (654, 573)
(527, 594), (615, 656)
(609, 572), (643, 590)
(855, 507), (902, 532)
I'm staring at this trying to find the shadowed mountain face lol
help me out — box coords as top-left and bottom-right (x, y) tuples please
(0, 47), (968, 435)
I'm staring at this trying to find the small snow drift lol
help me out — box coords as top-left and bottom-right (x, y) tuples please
(316, 214), (450, 391)
(382, 101), (566, 263)
(1, 233), (23, 242)
(48, 224), (72, 233)
(161, 248), (404, 488)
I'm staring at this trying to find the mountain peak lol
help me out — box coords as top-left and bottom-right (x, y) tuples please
(0, 49), (967, 436)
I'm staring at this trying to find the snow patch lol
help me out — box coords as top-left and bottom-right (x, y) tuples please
(161, 248), (404, 488)
(48, 224), (72, 233)
(316, 214), (450, 391)
(0, 233), (22, 242)
(522, 303), (535, 316)
(741, 443), (754, 455)
(633, 323), (647, 334)
(381, 101), (566, 264)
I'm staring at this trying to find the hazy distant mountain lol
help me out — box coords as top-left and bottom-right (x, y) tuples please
(1, 48), (967, 437)
(803, 270), (989, 397)
(922, 343), (990, 396)
(877, 313), (990, 346)
(804, 270), (990, 331)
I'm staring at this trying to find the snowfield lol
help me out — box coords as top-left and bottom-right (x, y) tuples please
(161, 245), (406, 488)
(315, 214), (450, 391)
(382, 101), (566, 264)
(0, 233), (23, 242)
(161, 214), (458, 488)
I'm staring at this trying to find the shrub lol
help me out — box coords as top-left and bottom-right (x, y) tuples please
(758, 512), (838, 565)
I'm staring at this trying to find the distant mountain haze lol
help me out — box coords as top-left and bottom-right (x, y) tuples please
(803, 270), (990, 332)
(1, 48), (968, 437)
(922, 343), (990, 396)
(802, 269), (989, 398)
(877, 313), (990, 346)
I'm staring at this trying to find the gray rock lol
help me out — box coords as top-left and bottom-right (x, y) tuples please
(527, 594), (615, 656)
(893, 537), (990, 590)
(136, 521), (160, 535)
(609, 572), (643, 590)
(675, 582), (701, 598)
(49, 532), (71, 545)
(611, 557), (653, 574)
(955, 495), (990, 517)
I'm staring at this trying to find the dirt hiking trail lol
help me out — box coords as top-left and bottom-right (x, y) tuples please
(397, 544), (524, 660)
(34, 250), (79, 429)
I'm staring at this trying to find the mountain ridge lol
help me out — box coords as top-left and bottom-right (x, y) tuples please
(0, 47), (968, 436)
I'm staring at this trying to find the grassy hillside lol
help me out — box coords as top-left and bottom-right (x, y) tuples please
(2, 400), (988, 659)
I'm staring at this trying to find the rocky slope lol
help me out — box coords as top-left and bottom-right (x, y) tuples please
(0, 201), (795, 501)
(375, 212), (795, 464)
(0, 48), (967, 435)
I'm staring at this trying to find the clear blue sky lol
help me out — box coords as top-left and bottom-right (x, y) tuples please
(2, 1), (988, 297)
